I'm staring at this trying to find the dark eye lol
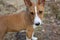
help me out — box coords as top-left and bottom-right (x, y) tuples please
(30, 12), (34, 15)
(39, 11), (43, 14)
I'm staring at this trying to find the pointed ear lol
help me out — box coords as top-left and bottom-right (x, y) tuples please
(24, 0), (32, 7)
(38, 0), (45, 6)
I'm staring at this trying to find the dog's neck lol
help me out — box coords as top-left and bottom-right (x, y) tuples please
(23, 11), (33, 26)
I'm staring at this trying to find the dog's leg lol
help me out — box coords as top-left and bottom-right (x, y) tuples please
(0, 25), (7, 40)
(32, 32), (37, 40)
(26, 27), (34, 40)
(26, 37), (31, 40)
(0, 30), (6, 40)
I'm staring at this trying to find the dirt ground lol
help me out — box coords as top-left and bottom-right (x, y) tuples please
(0, 0), (60, 40)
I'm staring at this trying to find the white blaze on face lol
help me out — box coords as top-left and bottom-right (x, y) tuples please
(34, 6), (42, 26)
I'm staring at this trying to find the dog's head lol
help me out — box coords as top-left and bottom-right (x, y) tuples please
(24, 0), (45, 26)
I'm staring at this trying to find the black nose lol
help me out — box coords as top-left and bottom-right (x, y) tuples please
(35, 23), (40, 26)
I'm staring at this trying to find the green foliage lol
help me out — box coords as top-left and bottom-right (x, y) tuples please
(44, 13), (48, 18)
(57, 14), (60, 20)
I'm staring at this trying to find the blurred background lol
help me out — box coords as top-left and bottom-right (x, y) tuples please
(0, 0), (60, 40)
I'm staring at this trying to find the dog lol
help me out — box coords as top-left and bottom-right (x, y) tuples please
(0, 0), (45, 40)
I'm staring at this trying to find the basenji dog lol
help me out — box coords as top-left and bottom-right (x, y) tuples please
(0, 0), (45, 40)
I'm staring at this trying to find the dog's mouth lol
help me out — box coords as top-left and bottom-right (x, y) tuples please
(34, 21), (43, 26)
(33, 24), (42, 29)
(33, 22), (43, 29)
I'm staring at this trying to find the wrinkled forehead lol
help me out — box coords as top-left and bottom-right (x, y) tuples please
(29, 4), (44, 11)
(37, 4), (44, 11)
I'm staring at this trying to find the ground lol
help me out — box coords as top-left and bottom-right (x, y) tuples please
(0, 0), (60, 40)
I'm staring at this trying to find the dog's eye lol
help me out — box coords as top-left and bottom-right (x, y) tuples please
(39, 11), (43, 14)
(30, 12), (34, 15)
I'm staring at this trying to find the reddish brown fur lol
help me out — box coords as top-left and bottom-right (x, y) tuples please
(0, 11), (34, 40)
(0, 0), (45, 40)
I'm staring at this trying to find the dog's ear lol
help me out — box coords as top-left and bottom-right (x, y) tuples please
(38, 0), (45, 6)
(24, 0), (32, 7)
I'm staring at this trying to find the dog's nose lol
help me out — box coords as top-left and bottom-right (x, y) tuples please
(35, 23), (40, 26)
